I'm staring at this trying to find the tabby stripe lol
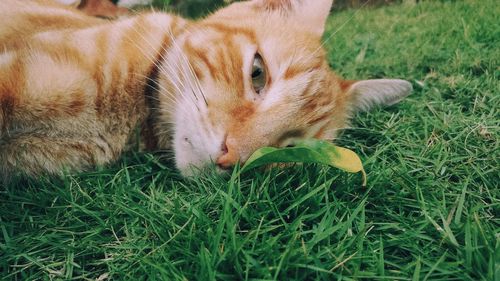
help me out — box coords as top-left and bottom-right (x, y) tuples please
(93, 28), (108, 112)
(183, 39), (218, 81)
(284, 59), (323, 80)
(204, 22), (256, 43)
(0, 52), (23, 133)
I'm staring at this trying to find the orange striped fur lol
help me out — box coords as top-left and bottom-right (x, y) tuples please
(0, 0), (412, 178)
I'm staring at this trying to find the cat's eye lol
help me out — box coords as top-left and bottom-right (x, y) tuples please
(251, 53), (266, 94)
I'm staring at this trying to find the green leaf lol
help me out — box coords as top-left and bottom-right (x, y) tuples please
(241, 139), (367, 185)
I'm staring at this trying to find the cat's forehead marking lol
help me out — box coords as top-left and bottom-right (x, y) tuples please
(203, 22), (256, 43)
(182, 39), (214, 81)
(182, 27), (258, 98)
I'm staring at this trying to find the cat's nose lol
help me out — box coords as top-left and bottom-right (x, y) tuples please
(216, 138), (240, 170)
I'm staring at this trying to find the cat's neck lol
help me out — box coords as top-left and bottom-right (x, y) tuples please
(116, 13), (187, 150)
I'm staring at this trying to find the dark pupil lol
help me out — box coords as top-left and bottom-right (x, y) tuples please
(252, 68), (262, 79)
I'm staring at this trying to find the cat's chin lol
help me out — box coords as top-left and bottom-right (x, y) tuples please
(178, 163), (231, 178)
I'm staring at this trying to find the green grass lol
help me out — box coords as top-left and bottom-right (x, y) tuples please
(1, 0), (499, 279)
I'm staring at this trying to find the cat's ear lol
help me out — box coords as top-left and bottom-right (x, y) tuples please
(253, 0), (334, 36)
(346, 79), (413, 112)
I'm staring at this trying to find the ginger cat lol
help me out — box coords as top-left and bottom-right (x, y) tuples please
(0, 0), (412, 179)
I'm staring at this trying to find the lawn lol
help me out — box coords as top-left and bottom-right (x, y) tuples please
(1, 0), (498, 280)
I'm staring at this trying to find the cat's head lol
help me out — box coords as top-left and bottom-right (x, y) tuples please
(156, 0), (412, 176)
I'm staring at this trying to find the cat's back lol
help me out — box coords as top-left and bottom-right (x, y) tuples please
(0, 0), (185, 178)
(0, 0), (104, 50)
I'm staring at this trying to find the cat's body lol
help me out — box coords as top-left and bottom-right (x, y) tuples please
(0, 0), (184, 177)
(0, 0), (412, 179)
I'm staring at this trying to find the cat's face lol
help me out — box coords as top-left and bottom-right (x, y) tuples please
(156, 0), (412, 176)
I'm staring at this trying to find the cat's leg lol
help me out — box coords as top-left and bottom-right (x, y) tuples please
(0, 49), (126, 180)
(0, 134), (117, 180)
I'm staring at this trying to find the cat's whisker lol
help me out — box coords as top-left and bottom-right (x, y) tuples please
(160, 58), (193, 104)
(176, 57), (201, 109)
(147, 52), (198, 115)
(159, 27), (207, 111)
(156, 117), (176, 124)
(167, 31), (206, 110)
(120, 28), (194, 116)
(131, 72), (166, 91)
(159, 42), (201, 109)
(131, 71), (192, 118)
(145, 103), (176, 114)
(146, 103), (178, 114)
(123, 25), (166, 73)
(164, 35), (195, 91)
(130, 66), (194, 123)
(123, 20), (192, 108)
(132, 72), (178, 104)
(176, 41), (208, 107)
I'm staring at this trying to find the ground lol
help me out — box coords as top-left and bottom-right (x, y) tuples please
(1, 0), (498, 280)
